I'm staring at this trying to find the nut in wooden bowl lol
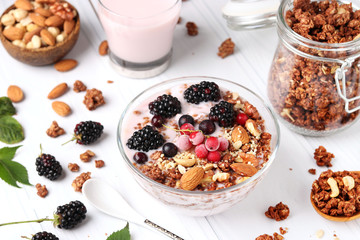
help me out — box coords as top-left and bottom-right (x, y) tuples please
(0, 0), (80, 66)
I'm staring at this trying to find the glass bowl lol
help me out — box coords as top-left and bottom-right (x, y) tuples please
(117, 76), (280, 216)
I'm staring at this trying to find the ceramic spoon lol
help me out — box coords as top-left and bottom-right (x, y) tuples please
(82, 178), (184, 240)
(310, 171), (360, 222)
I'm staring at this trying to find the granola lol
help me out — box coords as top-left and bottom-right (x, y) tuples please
(36, 183), (48, 198)
(311, 170), (360, 217)
(68, 163), (80, 172)
(265, 202), (290, 221)
(217, 38), (235, 59)
(73, 80), (87, 93)
(314, 146), (334, 167)
(80, 150), (95, 162)
(268, 0), (360, 132)
(95, 160), (105, 168)
(186, 22), (198, 36)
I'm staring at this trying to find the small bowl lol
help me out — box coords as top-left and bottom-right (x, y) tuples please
(0, 2), (80, 66)
(117, 76), (280, 216)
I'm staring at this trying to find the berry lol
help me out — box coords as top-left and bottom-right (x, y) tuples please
(205, 137), (220, 151)
(195, 144), (208, 158)
(236, 113), (249, 126)
(133, 152), (148, 164)
(209, 101), (235, 127)
(184, 81), (221, 104)
(32, 231), (59, 240)
(207, 151), (221, 163)
(148, 94), (181, 118)
(56, 200), (87, 229)
(199, 120), (216, 135)
(180, 123), (195, 135)
(73, 121), (104, 145)
(126, 125), (165, 152)
(218, 137), (229, 151)
(189, 131), (205, 145)
(177, 135), (192, 151)
(151, 115), (164, 128)
(178, 115), (195, 127)
(36, 153), (62, 181)
(162, 143), (178, 157)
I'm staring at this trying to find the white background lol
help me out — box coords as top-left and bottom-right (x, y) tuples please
(1, 0), (360, 239)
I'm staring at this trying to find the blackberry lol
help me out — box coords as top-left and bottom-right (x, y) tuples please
(32, 232), (59, 240)
(73, 121), (104, 145)
(209, 101), (235, 127)
(148, 94), (181, 118)
(184, 81), (221, 104)
(36, 153), (62, 181)
(55, 200), (87, 229)
(0, 200), (87, 230)
(126, 125), (165, 152)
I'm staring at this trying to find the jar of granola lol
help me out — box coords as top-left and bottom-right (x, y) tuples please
(268, 0), (360, 136)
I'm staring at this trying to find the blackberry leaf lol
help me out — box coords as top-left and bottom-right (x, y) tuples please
(107, 222), (130, 240)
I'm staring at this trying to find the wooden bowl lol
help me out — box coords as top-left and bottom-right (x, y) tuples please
(0, 2), (80, 66)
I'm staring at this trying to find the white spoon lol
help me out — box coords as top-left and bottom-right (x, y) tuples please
(82, 178), (184, 240)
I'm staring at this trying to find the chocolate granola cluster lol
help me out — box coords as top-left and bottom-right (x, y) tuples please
(268, 0), (360, 132)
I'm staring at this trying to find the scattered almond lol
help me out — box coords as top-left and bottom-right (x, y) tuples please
(180, 166), (204, 191)
(3, 26), (25, 41)
(29, 13), (46, 27)
(7, 85), (24, 102)
(231, 125), (250, 144)
(245, 119), (261, 138)
(15, 0), (33, 11)
(48, 82), (68, 99)
(99, 40), (108, 56)
(64, 19), (75, 35)
(40, 29), (56, 46)
(52, 101), (71, 116)
(54, 59), (78, 72)
(45, 15), (64, 27)
(230, 163), (258, 177)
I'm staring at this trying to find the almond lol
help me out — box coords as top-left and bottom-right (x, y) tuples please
(35, 7), (52, 17)
(3, 26), (25, 41)
(14, 0), (33, 11)
(180, 167), (204, 191)
(48, 83), (68, 99)
(24, 27), (42, 43)
(245, 119), (261, 138)
(239, 152), (259, 167)
(45, 15), (64, 27)
(7, 85), (24, 103)
(231, 125), (250, 144)
(29, 13), (46, 27)
(99, 40), (109, 56)
(230, 163), (258, 177)
(64, 19), (75, 35)
(52, 101), (71, 116)
(40, 29), (55, 46)
(54, 59), (78, 72)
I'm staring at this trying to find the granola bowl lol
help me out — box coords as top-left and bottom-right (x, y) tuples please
(117, 76), (280, 216)
(0, 1), (80, 66)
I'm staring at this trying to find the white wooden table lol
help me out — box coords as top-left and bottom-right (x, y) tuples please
(1, 0), (360, 239)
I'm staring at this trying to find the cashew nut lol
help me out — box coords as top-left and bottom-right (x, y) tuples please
(342, 176), (355, 191)
(327, 177), (339, 198)
(173, 156), (196, 167)
(1, 14), (15, 26)
(212, 172), (230, 182)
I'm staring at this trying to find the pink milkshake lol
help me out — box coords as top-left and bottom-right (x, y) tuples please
(98, 0), (181, 78)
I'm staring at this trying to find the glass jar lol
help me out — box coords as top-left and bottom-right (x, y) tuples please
(267, 0), (360, 136)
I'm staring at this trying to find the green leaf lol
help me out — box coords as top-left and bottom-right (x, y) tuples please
(107, 222), (130, 240)
(0, 97), (16, 116)
(0, 115), (24, 144)
(0, 146), (31, 188)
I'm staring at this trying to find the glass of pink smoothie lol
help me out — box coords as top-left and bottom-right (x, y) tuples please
(98, 0), (181, 78)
